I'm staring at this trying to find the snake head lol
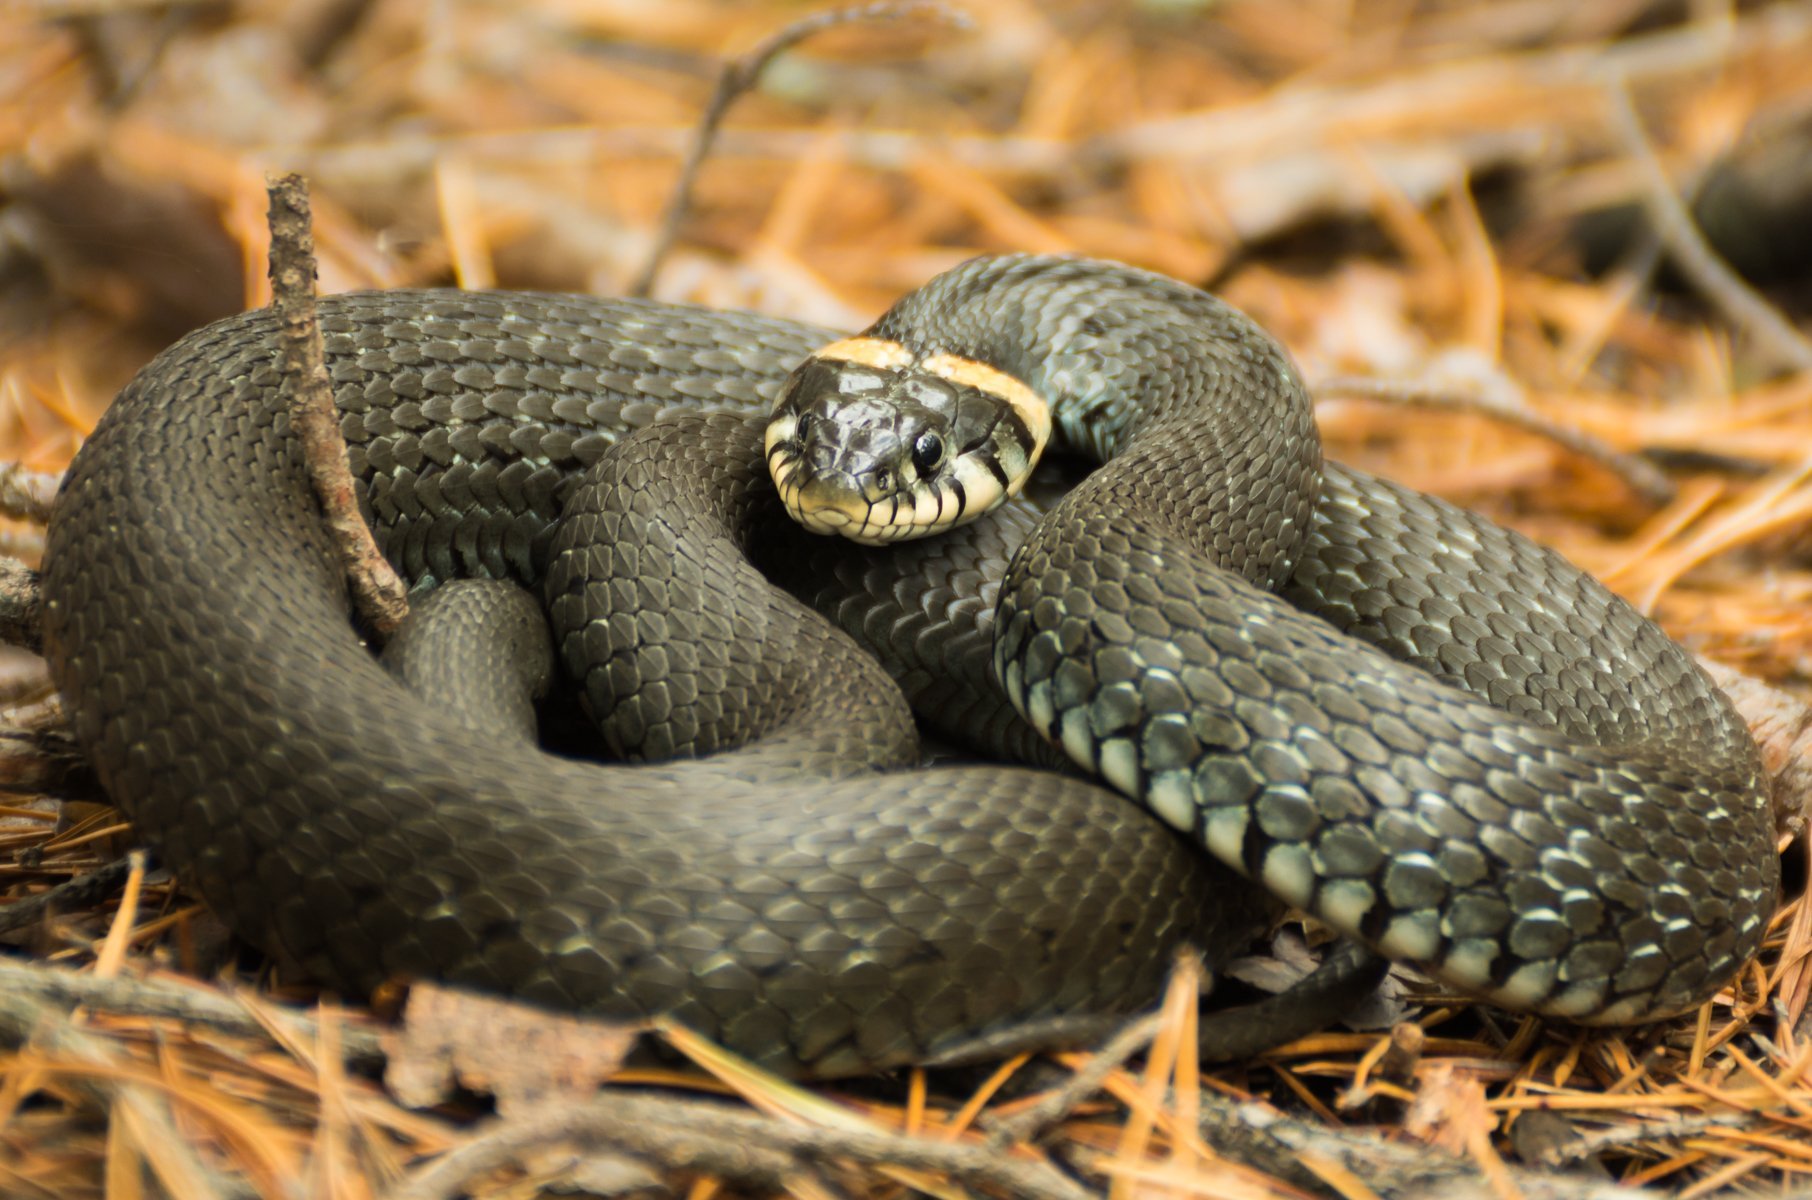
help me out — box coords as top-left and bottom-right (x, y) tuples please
(765, 335), (1051, 545)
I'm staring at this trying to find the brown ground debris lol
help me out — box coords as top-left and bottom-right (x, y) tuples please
(3, 1), (1812, 1196)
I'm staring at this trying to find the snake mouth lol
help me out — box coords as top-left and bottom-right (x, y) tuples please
(767, 414), (1014, 544)
(767, 452), (934, 545)
(765, 337), (1053, 545)
(773, 468), (874, 540)
(765, 418), (877, 541)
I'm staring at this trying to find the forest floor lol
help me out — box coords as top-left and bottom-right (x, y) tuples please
(4, 1), (1812, 1196)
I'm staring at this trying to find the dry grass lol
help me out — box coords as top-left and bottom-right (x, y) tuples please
(3, 0), (1812, 1196)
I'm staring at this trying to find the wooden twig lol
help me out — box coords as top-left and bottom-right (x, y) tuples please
(0, 465), (59, 524)
(982, 1010), (1163, 1149)
(981, 943), (1388, 1149)
(1374, 1022), (1425, 1086)
(1507, 1111), (1614, 1181)
(1602, 79), (1812, 376)
(0, 987), (248, 1200)
(22, 0), (212, 12)
(0, 855), (133, 935)
(1190, 1087), (1649, 1200)
(279, 3), (1812, 187)
(1525, 1111), (1754, 1169)
(1101, 5), (1812, 167)
(394, 1101), (803, 1200)
(0, 957), (389, 1068)
(629, 0), (970, 297)
(0, 700), (94, 798)
(397, 1091), (1093, 1200)
(1315, 374), (1678, 507)
(0, 557), (42, 652)
(0, 528), (46, 563)
(265, 173), (409, 639)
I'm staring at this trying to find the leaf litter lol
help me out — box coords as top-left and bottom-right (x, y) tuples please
(3, 0), (1812, 1195)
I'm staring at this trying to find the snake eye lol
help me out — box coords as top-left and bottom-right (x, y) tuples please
(911, 432), (945, 477)
(794, 412), (813, 443)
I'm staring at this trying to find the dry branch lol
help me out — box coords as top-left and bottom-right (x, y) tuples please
(0, 958), (388, 1068)
(265, 173), (410, 638)
(0, 557), (41, 652)
(1100, 5), (1812, 167)
(630, 0), (970, 297)
(0, 855), (130, 935)
(1316, 376), (1677, 507)
(1602, 80), (1812, 376)
(395, 1091), (1094, 1200)
(273, 5), (1812, 186)
(0, 466), (59, 524)
(1190, 1090), (1649, 1200)
(0, 974), (248, 1199)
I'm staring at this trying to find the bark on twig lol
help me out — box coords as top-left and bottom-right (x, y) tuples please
(0, 556), (42, 652)
(0, 957), (389, 1069)
(1315, 375), (1677, 507)
(0, 855), (133, 935)
(0, 465), (60, 524)
(1105, 6), (1812, 169)
(0, 701), (94, 797)
(1191, 1089), (1650, 1200)
(396, 1091), (1092, 1200)
(0, 986), (250, 1199)
(981, 1009), (1161, 1148)
(280, 4), (1812, 188)
(265, 173), (409, 638)
(1602, 79), (1812, 376)
(1526, 1111), (1752, 1167)
(630, 0), (970, 297)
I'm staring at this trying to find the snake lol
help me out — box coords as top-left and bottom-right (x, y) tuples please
(40, 254), (1777, 1078)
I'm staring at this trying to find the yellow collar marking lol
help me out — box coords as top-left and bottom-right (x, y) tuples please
(812, 337), (914, 371)
(923, 353), (1051, 463)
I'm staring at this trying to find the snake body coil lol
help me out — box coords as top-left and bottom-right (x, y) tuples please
(42, 256), (1776, 1075)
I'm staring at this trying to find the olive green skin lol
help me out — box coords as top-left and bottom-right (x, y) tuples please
(41, 255), (1775, 1077)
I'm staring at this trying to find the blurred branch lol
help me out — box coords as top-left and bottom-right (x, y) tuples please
(630, 0), (971, 297)
(1316, 376), (1677, 507)
(1602, 80), (1812, 376)
(0, 958), (389, 1068)
(396, 1090), (1091, 1200)
(0, 558), (41, 652)
(0, 856), (133, 935)
(281, 3), (1812, 195)
(1102, 4), (1811, 165)
(0, 953), (246, 1200)
(0, 466), (61, 524)
(25, 0), (210, 12)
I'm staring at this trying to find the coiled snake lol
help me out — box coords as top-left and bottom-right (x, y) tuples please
(41, 255), (1776, 1078)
